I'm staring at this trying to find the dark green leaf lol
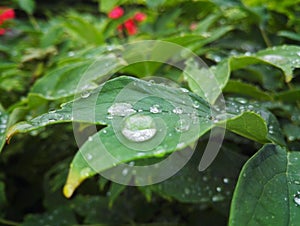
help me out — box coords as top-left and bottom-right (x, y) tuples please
(283, 123), (300, 142)
(223, 80), (272, 101)
(17, 0), (35, 14)
(21, 206), (77, 226)
(229, 144), (300, 226)
(148, 145), (247, 206)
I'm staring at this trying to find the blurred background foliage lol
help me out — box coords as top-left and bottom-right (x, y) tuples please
(0, 0), (299, 225)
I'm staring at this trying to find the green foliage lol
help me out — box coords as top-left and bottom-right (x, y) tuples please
(229, 144), (300, 225)
(0, 0), (300, 225)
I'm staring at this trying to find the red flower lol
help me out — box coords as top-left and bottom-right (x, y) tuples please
(0, 28), (6, 35)
(133, 12), (146, 22)
(108, 6), (124, 19)
(0, 8), (15, 23)
(124, 19), (137, 35)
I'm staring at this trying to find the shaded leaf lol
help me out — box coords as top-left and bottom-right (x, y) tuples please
(30, 54), (125, 100)
(148, 144), (247, 207)
(21, 206), (77, 226)
(229, 144), (300, 226)
(223, 80), (272, 101)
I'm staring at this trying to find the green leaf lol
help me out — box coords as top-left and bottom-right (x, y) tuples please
(64, 14), (105, 45)
(283, 123), (300, 142)
(21, 206), (77, 226)
(221, 98), (285, 145)
(278, 31), (300, 42)
(229, 144), (300, 226)
(62, 76), (213, 197)
(108, 183), (126, 207)
(17, 0), (35, 14)
(0, 105), (8, 153)
(223, 80), (272, 101)
(99, 0), (120, 12)
(148, 144), (248, 206)
(7, 77), (285, 198)
(30, 54), (125, 100)
(211, 45), (300, 102)
(275, 88), (300, 103)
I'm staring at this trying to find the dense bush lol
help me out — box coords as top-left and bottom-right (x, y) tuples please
(0, 0), (300, 225)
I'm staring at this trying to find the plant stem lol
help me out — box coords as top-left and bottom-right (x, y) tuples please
(0, 218), (20, 226)
(259, 26), (272, 47)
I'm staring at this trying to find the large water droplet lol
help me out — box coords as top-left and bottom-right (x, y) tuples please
(175, 119), (190, 132)
(150, 104), (162, 114)
(108, 103), (136, 117)
(122, 115), (157, 142)
(294, 192), (300, 205)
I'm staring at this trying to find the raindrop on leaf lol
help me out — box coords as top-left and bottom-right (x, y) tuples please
(122, 115), (157, 142)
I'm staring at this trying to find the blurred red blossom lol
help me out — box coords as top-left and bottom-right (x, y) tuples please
(124, 19), (137, 35)
(0, 8), (15, 36)
(133, 12), (146, 22)
(0, 28), (5, 35)
(107, 6), (146, 36)
(108, 6), (124, 19)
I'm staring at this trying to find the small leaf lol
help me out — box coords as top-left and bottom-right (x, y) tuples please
(283, 123), (300, 141)
(30, 54), (125, 100)
(220, 98), (285, 145)
(229, 144), (300, 226)
(210, 45), (300, 102)
(275, 88), (300, 103)
(18, 0), (35, 14)
(223, 80), (272, 101)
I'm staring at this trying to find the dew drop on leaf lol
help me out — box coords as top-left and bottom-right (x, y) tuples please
(223, 178), (229, 184)
(81, 90), (90, 98)
(86, 153), (93, 160)
(121, 115), (157, 142)
(293, 192), (300, 205)
(80, 168), (92, 178)
(175, 119), (190, 132)
(108, 103), (136, 117)
(122, 168), (129, 176)
(180, 88), (189, 93)
(172, 107), (183, 114)
(184, 188), (190, 195)
(150, 104), (162, 114)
